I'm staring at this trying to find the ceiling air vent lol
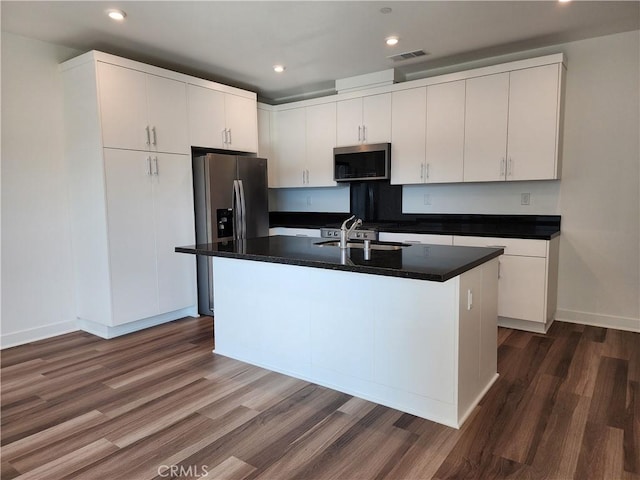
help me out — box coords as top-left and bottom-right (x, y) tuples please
(388, 49), (428, 62)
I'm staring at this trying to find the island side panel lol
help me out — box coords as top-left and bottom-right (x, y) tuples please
(457, 258), (500, 424)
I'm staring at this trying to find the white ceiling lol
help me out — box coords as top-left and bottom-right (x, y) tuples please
(2, 1), (639, 103)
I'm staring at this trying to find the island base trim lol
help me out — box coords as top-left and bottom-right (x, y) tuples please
(77, 306), (197, 339)
(212, 348), (463, 429)
(498, 316), (553, 334)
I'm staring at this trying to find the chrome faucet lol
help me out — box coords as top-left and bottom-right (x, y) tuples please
(339, 215), (363, 249)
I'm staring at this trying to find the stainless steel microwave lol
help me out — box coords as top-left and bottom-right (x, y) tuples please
(334, 143), (391, 182)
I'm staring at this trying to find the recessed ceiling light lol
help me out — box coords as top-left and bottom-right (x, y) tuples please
(386, 36), (399, 46)
(107, 9), (126, 21)
(558, 0), (571, 2)
(273, 65), (285, 73)
(380, 7), (392, 14)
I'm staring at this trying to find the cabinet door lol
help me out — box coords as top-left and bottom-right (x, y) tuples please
(225, 93), (258, 153)
(152, 154), (197, 313)
(507, 64), (561, 181)
(187, 84), (226, 149)
(98, 63), (149, 151)
(426, 81), (465, 183)
(336, 98), (362, 146)
(390, 88), (426, 185)
(146, 75), (189, 154)
(272, 108), (306, 187)
(362, 93), (391, 144)
(499, 256), (547, 323)
(104, 149), (158, 324)
(306, 102), (337, 187)
(258, 108), (277, 186)
(463, 73), (509, 182)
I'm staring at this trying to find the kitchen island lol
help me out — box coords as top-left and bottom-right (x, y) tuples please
(176, 236), (503, 428)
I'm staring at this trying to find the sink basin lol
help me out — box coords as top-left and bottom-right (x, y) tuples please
(315, 240), (410, 251)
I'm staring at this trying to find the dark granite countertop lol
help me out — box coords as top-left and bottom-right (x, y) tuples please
(176, 235), (503, 282)
(269, 212), (561, 240)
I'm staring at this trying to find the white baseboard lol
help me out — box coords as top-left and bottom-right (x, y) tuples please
(555, 309), (640, 333)
(77, 306), (198, 339)
(1, 321), (79, 349)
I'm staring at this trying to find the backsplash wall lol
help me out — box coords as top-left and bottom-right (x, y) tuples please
(403, 180), (561, 215)
(269, 180), (560, 216)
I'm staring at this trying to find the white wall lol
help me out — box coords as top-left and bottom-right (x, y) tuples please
(554, 31), (639, 330)
(271, 30), (640, 331)
(1, 32), (80, 347)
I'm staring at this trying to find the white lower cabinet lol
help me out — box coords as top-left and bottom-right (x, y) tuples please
(269, 227), (321, 238)
(453, 235), (559, 332)
(271, 103), (337, 187)
(104, 149), (197, 326)
(378, 232), (453, 245)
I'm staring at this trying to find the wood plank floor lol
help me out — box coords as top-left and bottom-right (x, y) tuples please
(1, 317), (638, 479)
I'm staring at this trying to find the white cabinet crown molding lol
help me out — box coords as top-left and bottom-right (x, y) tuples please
(60, 50), (256, 100)
(265, 53), (566, 110)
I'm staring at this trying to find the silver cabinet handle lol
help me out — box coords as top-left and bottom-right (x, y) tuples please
(426, 163), (430, 181)
(222, 129), (227, 145)
(357, 125), (362, 142)
(362, 125), (366, 143)
(306, 169), (310, 184)
(498, 261), (501, 279)
(146, 156), (152, 176)
(227, 128), (232, 145)
(302, 170), (306, 184)
(153, 156), (159, 175)
(420, 163), (424, 181)
(145, 126), (151, 146)
(508, 157), (513, 177)
(152, 126), (157, 146)
(500, 158), (505, 177)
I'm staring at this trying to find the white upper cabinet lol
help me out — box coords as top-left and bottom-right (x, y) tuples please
(187, 85), (226, 149)
(267, 54), (564, 187)
(273, 107), (306, 187)
(306, 102), (337, 187)
(390, 87), (426, 185)
(98, 62), (189, 154)
(425, 80), (466, 183)
(391, 80), (465, 185)
(464, 63), (563, 183)
(336, 93), (391, 146)
(463, 73), (510, 182)
(224, 93), (258, 153)
(507, 63), (562, 181)
(271, 104), (337, 188)
(187, 85), (258, 153)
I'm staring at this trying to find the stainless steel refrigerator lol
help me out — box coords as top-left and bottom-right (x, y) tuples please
(192, 153), (269, 315)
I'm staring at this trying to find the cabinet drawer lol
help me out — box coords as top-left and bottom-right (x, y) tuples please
(379, 232), (453, 245)
(269, 227), (321, 238)
(453, 236), (547, 257)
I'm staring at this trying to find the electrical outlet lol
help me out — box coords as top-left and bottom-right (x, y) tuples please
(521, 193), (530, 206)
(423, 193), (431, 206)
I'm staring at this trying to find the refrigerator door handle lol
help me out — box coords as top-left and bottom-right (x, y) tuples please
(232, 179), (240, 240)
(238, 179), (247, 239)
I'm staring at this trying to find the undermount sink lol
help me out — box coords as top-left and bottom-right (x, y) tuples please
(315, 240), (410, 251)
